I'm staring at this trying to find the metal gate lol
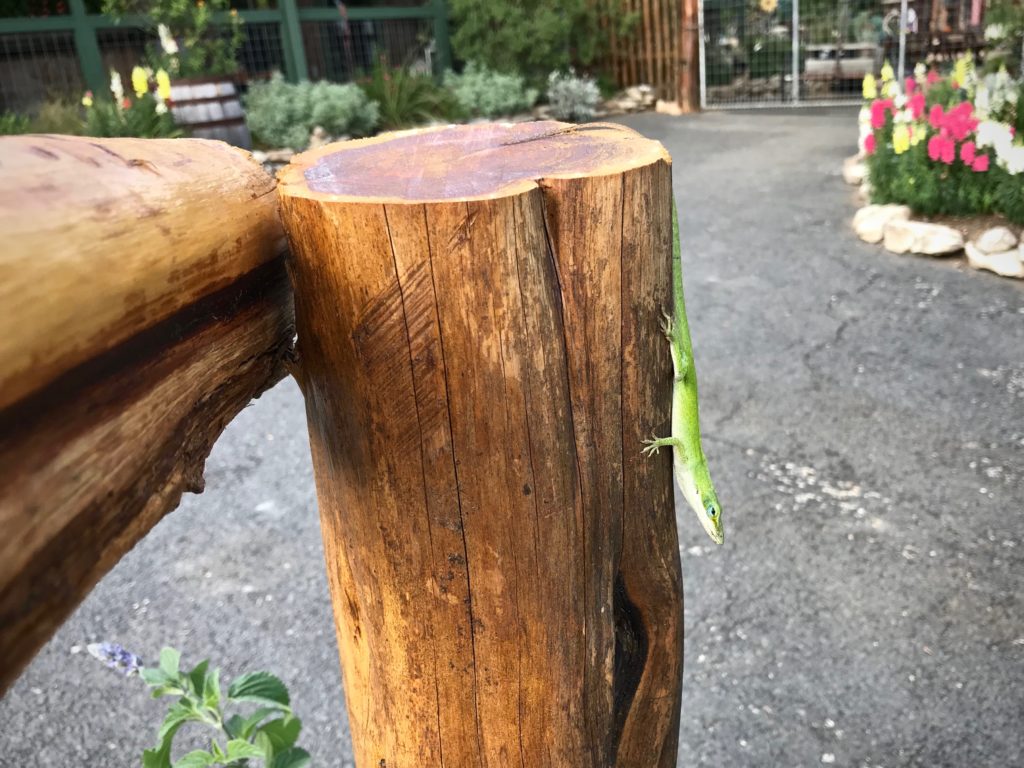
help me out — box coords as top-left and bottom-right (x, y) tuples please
(699, 0), (912, 108)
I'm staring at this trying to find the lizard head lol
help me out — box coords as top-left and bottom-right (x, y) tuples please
(679, 461), (724, 545)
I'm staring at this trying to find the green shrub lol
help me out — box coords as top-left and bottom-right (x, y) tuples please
(443, 62), (539, 118)
(448, 0), (637, 86)
(245, 73), (380, 151)
(545, 70), (601, 122)
(85, 94), (182, 139)
(359, 60), (461, 131)
(746, 37), (791, 79)
(0, 112), (31, 135)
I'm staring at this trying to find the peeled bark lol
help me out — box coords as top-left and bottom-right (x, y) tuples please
(277, 121), (684, 767)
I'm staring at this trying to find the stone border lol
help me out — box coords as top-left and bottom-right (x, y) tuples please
(844, 154), (1024, 280)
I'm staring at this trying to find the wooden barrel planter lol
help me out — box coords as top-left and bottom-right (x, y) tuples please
(169, 76), (251, 149)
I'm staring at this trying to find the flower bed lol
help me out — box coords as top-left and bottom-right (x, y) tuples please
(859, 57), (1024, 225)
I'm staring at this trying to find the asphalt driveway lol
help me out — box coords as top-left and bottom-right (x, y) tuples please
(2, 108), (1022, 767)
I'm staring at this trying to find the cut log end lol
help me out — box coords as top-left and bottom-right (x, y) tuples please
(277, 121), (671, 203)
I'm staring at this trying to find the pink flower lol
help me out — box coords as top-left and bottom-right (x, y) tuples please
(909, 92), (926, 119)
(121, 97), (132, 109)
(927, 135), (956, 164)
(870, 99), (894, 130)
(865, 133), (876, 155)
(972, 154), (989, 172)
(960, 140), (976, 165)
(945, 101), (977, 141)
(929, 104), (945, 129)
(950, 79), (959, 90)
(940, 137), (955, 164)
(905, 77), (916, 95)
(926, 70), (940, 85)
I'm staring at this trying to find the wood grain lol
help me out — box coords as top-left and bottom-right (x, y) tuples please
(278, 122), (683, 766)
(0, 136), (294, 693)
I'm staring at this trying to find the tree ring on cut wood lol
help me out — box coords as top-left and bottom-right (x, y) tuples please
(277, 120), (683, 768)
(277, 121), (670, 202)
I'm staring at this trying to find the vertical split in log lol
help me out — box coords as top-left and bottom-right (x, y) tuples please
(277, 122), (684, 767)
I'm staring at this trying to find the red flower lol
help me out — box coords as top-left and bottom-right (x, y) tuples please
(865, 134), (876, 155)
(121, 97), (132, 109)
(905, 77), (916, 95)
(926, 70), (940, 85)
(927, 135), (942, 161)
(909, 91), (926, 119)
(972, 154), (989, 172)
(929, 104), (945, 129)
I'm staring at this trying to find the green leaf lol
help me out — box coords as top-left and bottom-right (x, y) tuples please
(225, 739), (265, 761)
(269, 747), (311, 768)
(140, 668), (169, 687)
(231, 707), (279, 740)
(142, 744), (173, 768)
(256, 716), (301, 754)
(159, 647), (181, 679)
(203, 666), (221, 710)
(187, 659), (210, 696)
(149, 684), (186, 699)
(159, 703), (202, 743)
(171, 750), (215, 768)
(227, 671), (290, 710)
(224, 714), (245, 740)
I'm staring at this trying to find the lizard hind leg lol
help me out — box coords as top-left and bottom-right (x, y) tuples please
(641, 434), (682, 457)
(659, 309), (674, 341)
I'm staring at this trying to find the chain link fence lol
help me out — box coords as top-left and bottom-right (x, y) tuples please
(699, 0), (986, 109)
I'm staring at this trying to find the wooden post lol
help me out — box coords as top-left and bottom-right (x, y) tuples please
(277, 122), (684, 767)
(679, 0), (701, 112)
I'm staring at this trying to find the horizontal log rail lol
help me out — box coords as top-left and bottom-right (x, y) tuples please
(0, 135), (295, 693)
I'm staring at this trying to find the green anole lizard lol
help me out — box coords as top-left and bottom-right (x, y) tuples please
(642, 201), (724, 544)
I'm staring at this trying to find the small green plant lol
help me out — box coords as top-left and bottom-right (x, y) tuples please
(89, 643), (309, 768)
(102, 0), (243, 79)
(245, 73), (380, 150)
(359, 58), (461, 130)
(545, 69), (601, 122)
(0, 111), (31, 135)
(83, 70), (181, 138)
(443, 61), (538, 118)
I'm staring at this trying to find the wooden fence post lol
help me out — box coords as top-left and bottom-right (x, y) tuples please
(277, 122), (684, 767)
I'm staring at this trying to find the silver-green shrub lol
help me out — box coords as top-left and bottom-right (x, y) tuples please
(245, 73), (379, 150)
(443, 62), (539, 118)
(545, 70), (601, 122)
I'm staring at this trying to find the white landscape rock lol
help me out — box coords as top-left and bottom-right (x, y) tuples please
(965, 241), (1024, 278)
(883, 219), (964, 255)
(853, 204), (911, 243)
(973, 226), (1018, 254)
(655, 99), (684, 116)
(843, 154), (866, 186)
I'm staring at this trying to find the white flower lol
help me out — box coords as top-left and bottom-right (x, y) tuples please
(998, 144), (1024, 175)
(894, 93), (907, 109)
(154, 100), (168, 115)
(976, 120), (1014, 154)
(974, 84), (990, 116)
(914, 62), (927, 83)
(109, 70), (124, 102)
(984, 23), (1006, 41)
(158, 24), (179, 55)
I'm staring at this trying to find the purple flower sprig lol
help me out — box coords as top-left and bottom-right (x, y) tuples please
(86, 642), (144, 677)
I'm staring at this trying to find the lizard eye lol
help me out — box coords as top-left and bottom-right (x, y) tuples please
(706, 505), (717, 518)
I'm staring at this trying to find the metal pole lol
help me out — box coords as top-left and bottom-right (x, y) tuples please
(897, 0), (908, 85)
(791, 0), (799, 103)
(698, 0), (707, 110)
